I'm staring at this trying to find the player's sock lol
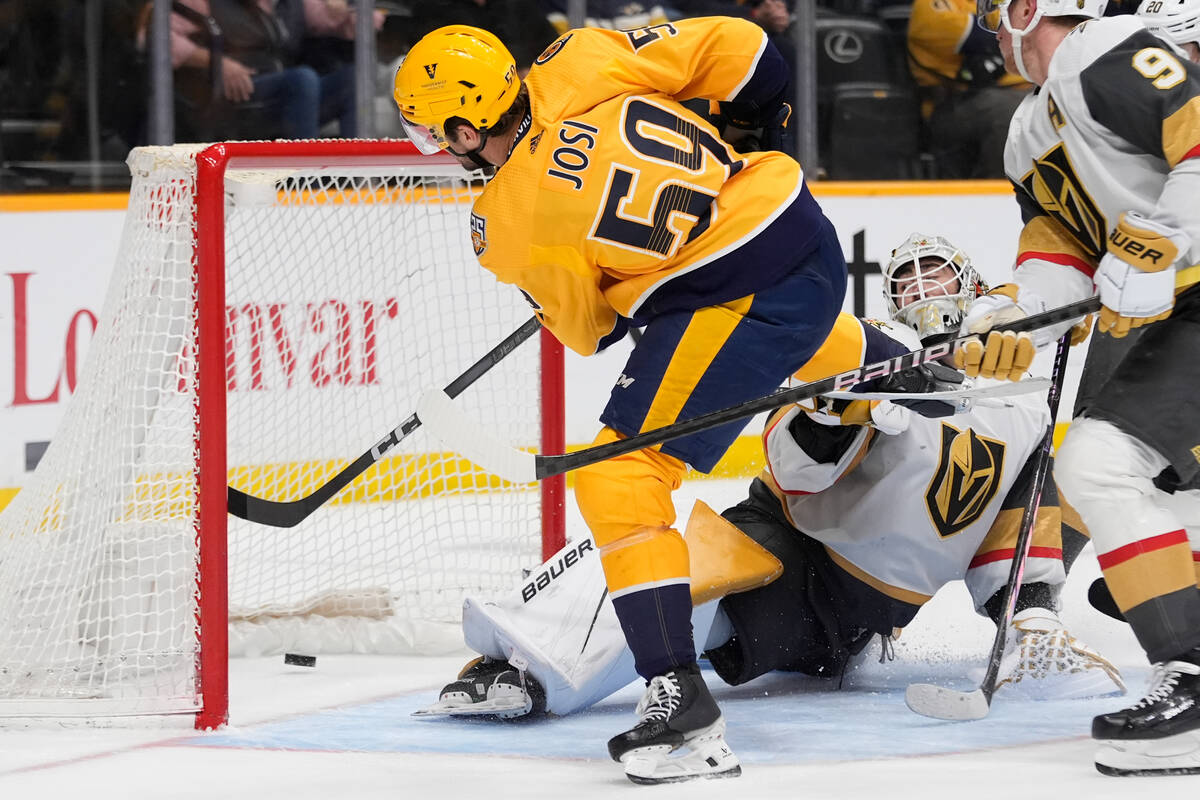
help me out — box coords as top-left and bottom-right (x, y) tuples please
(606, 662), (740, 784)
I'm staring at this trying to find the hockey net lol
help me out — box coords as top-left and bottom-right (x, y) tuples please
(0, 141), (565, 727)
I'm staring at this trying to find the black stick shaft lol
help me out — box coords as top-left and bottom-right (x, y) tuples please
(978, 334), (1072, 702)
(532, 296), (1098, 480)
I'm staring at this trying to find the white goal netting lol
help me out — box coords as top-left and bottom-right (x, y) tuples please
(0, 142), (554, 721)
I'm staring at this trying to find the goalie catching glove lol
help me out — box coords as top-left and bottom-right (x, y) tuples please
(1095, 211), (1193, 338)
(717, 96), (791, 154)
(995, 608), (1125, 700)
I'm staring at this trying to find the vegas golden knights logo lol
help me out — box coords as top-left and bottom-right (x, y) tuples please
(925, 423), (1006, 538)
(1020, 143), (1107, 260)
(1046, 93), (1066, 129)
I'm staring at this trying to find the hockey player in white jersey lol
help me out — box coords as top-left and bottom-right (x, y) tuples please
(417, 234), (1123, 783)
(956, 0), (1200, 776)
(1140, 0), (1200, 62)
(1070, 0), (1200, 624)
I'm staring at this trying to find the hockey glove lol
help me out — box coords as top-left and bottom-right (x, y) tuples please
(758, 102), (792, 154)
(718, 99), (792, 154)
(876, 361), (963, 419)
(1095, 211), (1192, 338)
(954, 284), (1036, 381)
(1069, 313), (1094, 346)
(800, 396), (909, 435)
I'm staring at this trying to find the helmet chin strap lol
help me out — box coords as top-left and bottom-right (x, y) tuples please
(1001, 4), (1043, 83)
(448, 131), (497, 172)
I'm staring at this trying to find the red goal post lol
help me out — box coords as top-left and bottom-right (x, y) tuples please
(0, 140), (566, 730)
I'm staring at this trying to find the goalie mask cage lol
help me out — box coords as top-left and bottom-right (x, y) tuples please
(0, 140), (566, 730)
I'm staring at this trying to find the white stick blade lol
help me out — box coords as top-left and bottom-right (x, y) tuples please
(416, 389), (539, 484)
(904, 683), (991, 721)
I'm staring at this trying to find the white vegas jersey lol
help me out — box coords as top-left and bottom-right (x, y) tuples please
(762, 360), (1063, 610)
(1003, 15), (1200, 306)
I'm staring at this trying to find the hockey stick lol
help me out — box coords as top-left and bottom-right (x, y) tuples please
(227, 316), (543, 527)
(821, 377), (1049, 403)
(904, 332), (1072, 721)
(417, 296), (1099, 484)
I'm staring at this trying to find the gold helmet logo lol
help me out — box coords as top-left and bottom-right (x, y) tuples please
(424, 63), (437, 79)
(925, 423), (1006, 538)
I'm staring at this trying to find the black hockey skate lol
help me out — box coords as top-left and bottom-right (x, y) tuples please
(413, 656), (545, 719)
(607, 662), (741, 784)
(1093, 652), (1200, 776)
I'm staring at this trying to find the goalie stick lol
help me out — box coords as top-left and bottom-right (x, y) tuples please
(227, 316), (542, 528)
(417, 296), (1099, 484)
(904, 332), (1072, 721)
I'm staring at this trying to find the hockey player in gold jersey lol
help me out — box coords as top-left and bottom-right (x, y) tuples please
(394, 18), (855, 783)
(957, 0), (1200, 776)
(907, 0), (1032, 177)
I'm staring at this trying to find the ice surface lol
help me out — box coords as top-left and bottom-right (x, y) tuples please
(0, 481), (1180, 799)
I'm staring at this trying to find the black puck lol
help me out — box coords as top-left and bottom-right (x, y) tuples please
(284, 653), (317, 667)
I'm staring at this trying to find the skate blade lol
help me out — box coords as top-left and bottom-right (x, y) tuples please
(626, 763), (742, 785)
(411, 696), (530, 718)
(620, 722), (741, 784)
(1095, 731), (1200, 776)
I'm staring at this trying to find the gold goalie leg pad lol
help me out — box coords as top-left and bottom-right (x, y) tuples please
(685, 500), (783, 606)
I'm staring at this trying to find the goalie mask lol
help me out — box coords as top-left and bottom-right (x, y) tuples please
(884, 233), (988, 342)
(977, 0), (1107, 81)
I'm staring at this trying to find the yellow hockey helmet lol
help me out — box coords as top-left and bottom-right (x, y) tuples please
(393, 25), (520, 154)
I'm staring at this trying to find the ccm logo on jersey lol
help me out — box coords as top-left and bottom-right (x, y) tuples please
(1109, 228), (1167, 266)
(521, 539), (594, 602)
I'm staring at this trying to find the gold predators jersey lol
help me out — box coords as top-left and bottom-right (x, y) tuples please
(907, 0), (1029, 89)
(470, 16), (827, 356)
(1004, 16), (1200, 293)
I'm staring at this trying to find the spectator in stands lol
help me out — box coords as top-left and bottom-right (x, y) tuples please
(669, 0), (749, 15)
(907, 0), (1031, 178)
(156, 0), (381, 141)
(3, 0), (146, 166)
(402, 0), (557, 73)
(542, 0), (671, 36)
(744, 0), (795, 74)
(746, 0), (794, 65)
(743, 0), (797, 156)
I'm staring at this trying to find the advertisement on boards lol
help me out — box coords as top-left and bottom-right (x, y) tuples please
(1, 185), (1086, 492)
